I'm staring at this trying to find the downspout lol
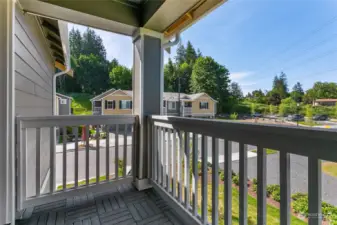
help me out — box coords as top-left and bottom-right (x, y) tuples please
(162, 33), (181, 49)
(53, 64), (70, 115)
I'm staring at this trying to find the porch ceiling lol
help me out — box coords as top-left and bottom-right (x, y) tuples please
(18, 0), (226, 37)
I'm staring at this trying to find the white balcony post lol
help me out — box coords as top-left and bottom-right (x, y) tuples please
(0, 0), (15, 224)
(132, 28), (164, 190)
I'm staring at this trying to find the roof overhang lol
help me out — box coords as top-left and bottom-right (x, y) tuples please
(18, 0), (226, 39)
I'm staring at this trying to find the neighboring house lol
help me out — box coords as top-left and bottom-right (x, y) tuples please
(56, 93), (73, 115)
(313, 99), (337, 106)
(91, 89), (217, 118)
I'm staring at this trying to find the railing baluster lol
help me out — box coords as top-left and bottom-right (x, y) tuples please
(115, 124), (119, 180)
(153, 126), (158, 182)
(239, 143), (247, 225)
(157, 126), (161, 184)
(85, 125), (89, 186)
(50, 127), (55, 193)
(96, 126), (100, 184)
(212, 137), (219, 225)
(74, 127), (79, 188)
(36, 128), (41, 196)
(308, 157), (322, 225)
(280, 151), (290, 225)
(148, 119), (152, 179)
(201, 135), (208, 224)
(123, 124), (127, 177)
(184, 131), (190, 208)
(178, 131), (183, 202)
(257, 146), (266, 225)
(106, 125), (110, 181)
(167, 129), (172, 192)
(224, 140), (232, 225)
(192, 133), (198, 216)
(172, 130), (177, 198)
(62, 127), (67, 190)
(163, 128), (167, 188)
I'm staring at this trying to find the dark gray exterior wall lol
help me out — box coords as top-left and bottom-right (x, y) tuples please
(58, 97), (71, 115)
(15, 6), (54, 197)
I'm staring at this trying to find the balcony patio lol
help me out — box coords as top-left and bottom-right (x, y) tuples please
(14, 114), (337, 225)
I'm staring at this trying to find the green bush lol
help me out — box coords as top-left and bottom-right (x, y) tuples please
(232, 175), (239, 186)
(229, 112), (238, 120)
(266, 184), (280, 202)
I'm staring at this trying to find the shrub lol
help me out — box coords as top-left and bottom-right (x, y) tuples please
(232, 175), (239, 186)
(229, 112), (238, 120)
(266, 184), (280, 202)
(252, 178), (258, 192)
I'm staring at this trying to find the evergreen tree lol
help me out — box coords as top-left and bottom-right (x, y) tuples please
(82, 28), (107, 60)
(175, 43), (186, 66)
(290, 82), (304, 103)
(69, 28), (82, 59)
(185, 41), (197, 64)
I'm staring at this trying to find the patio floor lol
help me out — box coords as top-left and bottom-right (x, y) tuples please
(16, 184), (183, 225)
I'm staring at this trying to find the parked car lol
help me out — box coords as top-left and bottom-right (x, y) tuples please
(287, 114), (304, 121)
(313, 114), (328, 121)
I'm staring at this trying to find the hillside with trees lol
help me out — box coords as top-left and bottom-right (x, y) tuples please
(58, 28), (337, 117)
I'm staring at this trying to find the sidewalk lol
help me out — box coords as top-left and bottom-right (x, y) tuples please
(56, 134), (132, 153)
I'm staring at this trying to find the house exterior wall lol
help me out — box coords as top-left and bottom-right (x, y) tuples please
(58, 97), (71, 115)
(15, 6), (54, 197)
(191, 94), (215, 116)
(102, 90), (132, 115)
(166, 101), (179, 115)
(314, 101), (336, 106)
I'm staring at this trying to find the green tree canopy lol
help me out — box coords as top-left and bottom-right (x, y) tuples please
(109, 65), (132, 90)
(290, 82), (304, 103)
(190, 56), (230, 111)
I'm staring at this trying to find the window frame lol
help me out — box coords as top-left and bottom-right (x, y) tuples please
(60, 99), (67, 105)
(199, 101), (209, 110)
(120, 100), (132, 110)
(106, 100), (114, 109)
(168, 101), (176, 110)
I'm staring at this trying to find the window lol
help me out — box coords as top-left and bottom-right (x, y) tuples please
(94, 101), (102, 107)
(168, 101), (176, 110)
(60, 99), (67, 105)
(199, 102), (209, 109)
(163, 100), (166, 107)
(120, 100), (132, 109)
(106, 100), (114, 109)
(184, 102), (192, 107)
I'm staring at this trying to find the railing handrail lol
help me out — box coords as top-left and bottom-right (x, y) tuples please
(17, 115), (137, 128)
(150, 115), (337, 162)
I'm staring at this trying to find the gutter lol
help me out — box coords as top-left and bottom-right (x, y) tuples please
(53, 21), (71, 115)
(162, 33), (180, 49)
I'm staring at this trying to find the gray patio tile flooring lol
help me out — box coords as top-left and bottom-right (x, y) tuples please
(16, 184), (183, 225)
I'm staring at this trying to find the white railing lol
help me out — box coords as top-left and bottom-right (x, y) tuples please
(182, 106), (192, 116)
(148, 115), (337, 225)
(16, 115), (138, 210)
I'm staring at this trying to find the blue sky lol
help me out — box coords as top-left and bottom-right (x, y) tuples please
(69, 0), (337, 94)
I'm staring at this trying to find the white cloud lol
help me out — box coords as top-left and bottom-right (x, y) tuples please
(229, 71), (254, 81)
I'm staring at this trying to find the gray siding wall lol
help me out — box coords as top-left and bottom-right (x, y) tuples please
(166, 101), (179, 115)
(15, 6), (54, 197)
(58, 98), (71, 115)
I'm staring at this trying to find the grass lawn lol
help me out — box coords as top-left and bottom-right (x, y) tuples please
(322, 161), (337, 178)
(251, 148), (278, 155)
(199, 183), (306, 225)
(298, 121), (319, 126)
(69, 93), (93, 115)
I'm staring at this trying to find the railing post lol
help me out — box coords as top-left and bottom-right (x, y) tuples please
(132, 28), (164, 190)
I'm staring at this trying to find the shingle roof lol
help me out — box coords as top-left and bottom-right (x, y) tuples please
(56, 93), (73, 100)
(91, 88), (216, 102)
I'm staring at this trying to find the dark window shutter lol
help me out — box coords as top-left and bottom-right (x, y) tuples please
(113, 100), (115, 109)
(199, 102), (201, 109)
(130, 101), (133, 109)
(207, 102), (209, 109)
(105, 100), (107, 109)
(119, 100), (122, 109)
